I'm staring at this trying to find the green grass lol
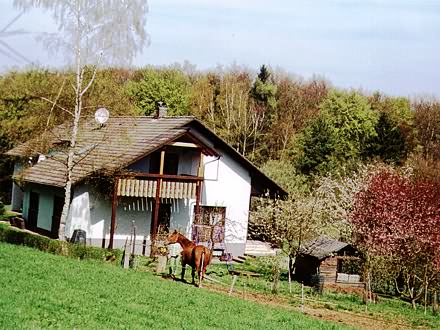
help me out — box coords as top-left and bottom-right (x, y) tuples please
(0, 243), (346, 330)
(0, 204), (17, 220)
(206, 257), (440, 329)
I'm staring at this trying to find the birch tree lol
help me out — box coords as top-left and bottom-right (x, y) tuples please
(14, 0), (149, 239)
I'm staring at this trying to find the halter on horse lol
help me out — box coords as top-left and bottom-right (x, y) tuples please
(165, 230), (212, 285)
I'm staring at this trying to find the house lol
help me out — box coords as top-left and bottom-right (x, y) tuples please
(294, 236), (364, 290)
(6, 110), (286, 256)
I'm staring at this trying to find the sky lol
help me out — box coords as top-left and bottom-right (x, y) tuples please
(0, 0), (439, 97)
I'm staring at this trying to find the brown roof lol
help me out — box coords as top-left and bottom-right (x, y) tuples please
(301, 236), (351, 260)
(7, 116), (287, 197)
(7, 116), (194, 187)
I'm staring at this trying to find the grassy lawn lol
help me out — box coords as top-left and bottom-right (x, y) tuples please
(205, 257), (440, 329)
(0, 243), (346, 330)
(0, 204), (17, 221)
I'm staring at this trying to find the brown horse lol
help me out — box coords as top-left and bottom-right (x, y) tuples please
(165, 230), (211, 285)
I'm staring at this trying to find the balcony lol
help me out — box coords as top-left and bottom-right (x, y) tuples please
(117, 174), (203, 200)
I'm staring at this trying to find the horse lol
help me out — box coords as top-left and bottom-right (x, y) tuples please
(165, 230), (211, 286)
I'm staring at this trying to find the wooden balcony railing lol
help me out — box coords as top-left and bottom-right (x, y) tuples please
(116, 174), (203, 200)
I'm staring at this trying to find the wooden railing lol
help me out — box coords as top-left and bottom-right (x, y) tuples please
(117, 174), (203, 200)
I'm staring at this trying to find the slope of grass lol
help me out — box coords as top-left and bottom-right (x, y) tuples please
(0, 243), (346, 329)
(208, 257), (440, 329)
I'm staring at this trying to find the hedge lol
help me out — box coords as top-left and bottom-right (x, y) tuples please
(0, 222), (123, 264)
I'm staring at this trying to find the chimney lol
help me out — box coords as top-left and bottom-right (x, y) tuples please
(156, 101), (168, 118)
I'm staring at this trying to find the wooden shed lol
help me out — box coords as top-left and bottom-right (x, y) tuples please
(294, 237), (364, 290)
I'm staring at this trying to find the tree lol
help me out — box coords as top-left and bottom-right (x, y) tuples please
(14, 0), (149, 239)
(296, 90), (378, 175)
(350, 169), (440, 308)
(367, 93), (414, 164)
(250, 194), (325, 280)
(127, 67), (191, 116)
(267, 76), (328, 159)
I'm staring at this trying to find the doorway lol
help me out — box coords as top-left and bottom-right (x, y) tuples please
(28, 192), (39, 230)
(51, 196), (64, 238)
(152, 203), (171, 235)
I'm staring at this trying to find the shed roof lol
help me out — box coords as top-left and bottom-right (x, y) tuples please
(300, 236), (350, 260)
(7, 116), (287, 197)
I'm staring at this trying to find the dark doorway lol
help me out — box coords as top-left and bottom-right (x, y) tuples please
(51, 195), (64, 238)
(152, 203), (171, 234)
(28, 192), (39, 230)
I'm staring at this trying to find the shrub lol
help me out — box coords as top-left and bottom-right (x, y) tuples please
(0, 223), (122, 264)
(0, 200), (5, 216)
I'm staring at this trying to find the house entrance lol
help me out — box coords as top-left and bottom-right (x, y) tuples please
(51, 196), (64, 238)
(28, 192), (39, 230)
(152, 203), (171, 234)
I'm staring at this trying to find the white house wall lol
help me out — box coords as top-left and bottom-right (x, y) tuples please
(202, 153), (252, 256)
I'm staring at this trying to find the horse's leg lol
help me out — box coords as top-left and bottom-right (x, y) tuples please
(191, 266), (196, 285)
(181, 261), (186, 282)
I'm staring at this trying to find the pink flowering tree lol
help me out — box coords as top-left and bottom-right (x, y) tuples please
(350, 169), (440, 308)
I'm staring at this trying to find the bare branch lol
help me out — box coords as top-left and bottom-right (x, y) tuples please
(45, 78), (67, 131)
(80, 52), (103, 97)
(39, 96), (73, 116)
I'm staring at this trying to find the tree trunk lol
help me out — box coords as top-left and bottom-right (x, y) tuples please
(58, 2), (83, 240)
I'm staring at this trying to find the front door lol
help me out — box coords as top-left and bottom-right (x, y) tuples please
(28, 192), (39, 230)
(51, 196), (64, 238)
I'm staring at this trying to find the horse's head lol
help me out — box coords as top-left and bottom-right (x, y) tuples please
(165, 230), (180, 245)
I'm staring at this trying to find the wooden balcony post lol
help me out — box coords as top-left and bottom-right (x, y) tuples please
(195, 152), (203, 224)
(151, 150), (165, 256)
(108, 177), (119, 249)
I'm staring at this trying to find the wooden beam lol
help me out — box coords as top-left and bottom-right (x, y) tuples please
(159, 150), (165, 175)
(168, 141), (199, 148)
(151, 150), (165, 257)
(195, 152), (203, 224)
(108, 178), (119, 249)
(195, 182), (201, 224)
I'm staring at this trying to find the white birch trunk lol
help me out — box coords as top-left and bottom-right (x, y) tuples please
(58, 1), (83, 240)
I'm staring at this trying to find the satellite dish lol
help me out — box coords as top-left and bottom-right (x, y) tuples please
(95, 107), (109, 125)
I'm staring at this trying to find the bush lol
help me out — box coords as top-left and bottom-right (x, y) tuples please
(0, 200), (5, 216)
(0, 223), (122, 264)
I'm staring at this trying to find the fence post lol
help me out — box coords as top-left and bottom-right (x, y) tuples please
(301, 282), (304, 313)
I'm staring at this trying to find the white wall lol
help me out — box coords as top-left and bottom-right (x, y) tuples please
(202, 153), (252, 249)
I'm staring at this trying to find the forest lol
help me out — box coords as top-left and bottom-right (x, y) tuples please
(1, 64), (440, 308)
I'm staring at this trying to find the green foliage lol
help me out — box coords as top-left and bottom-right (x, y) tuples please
(297, 90), (379, 175)
(260, 159), (310, 196)
(0, 223), (122, 263)
(251, 64), (277, 109)
(126, 67), (191, 115)
(367, 94), (414, 164)
(0, 201), (4, 216)
(0, 243), (342, 330)
(368, 112), (408, 164)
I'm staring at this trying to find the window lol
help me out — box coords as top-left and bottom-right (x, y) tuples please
(149, 152), (179, 175)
